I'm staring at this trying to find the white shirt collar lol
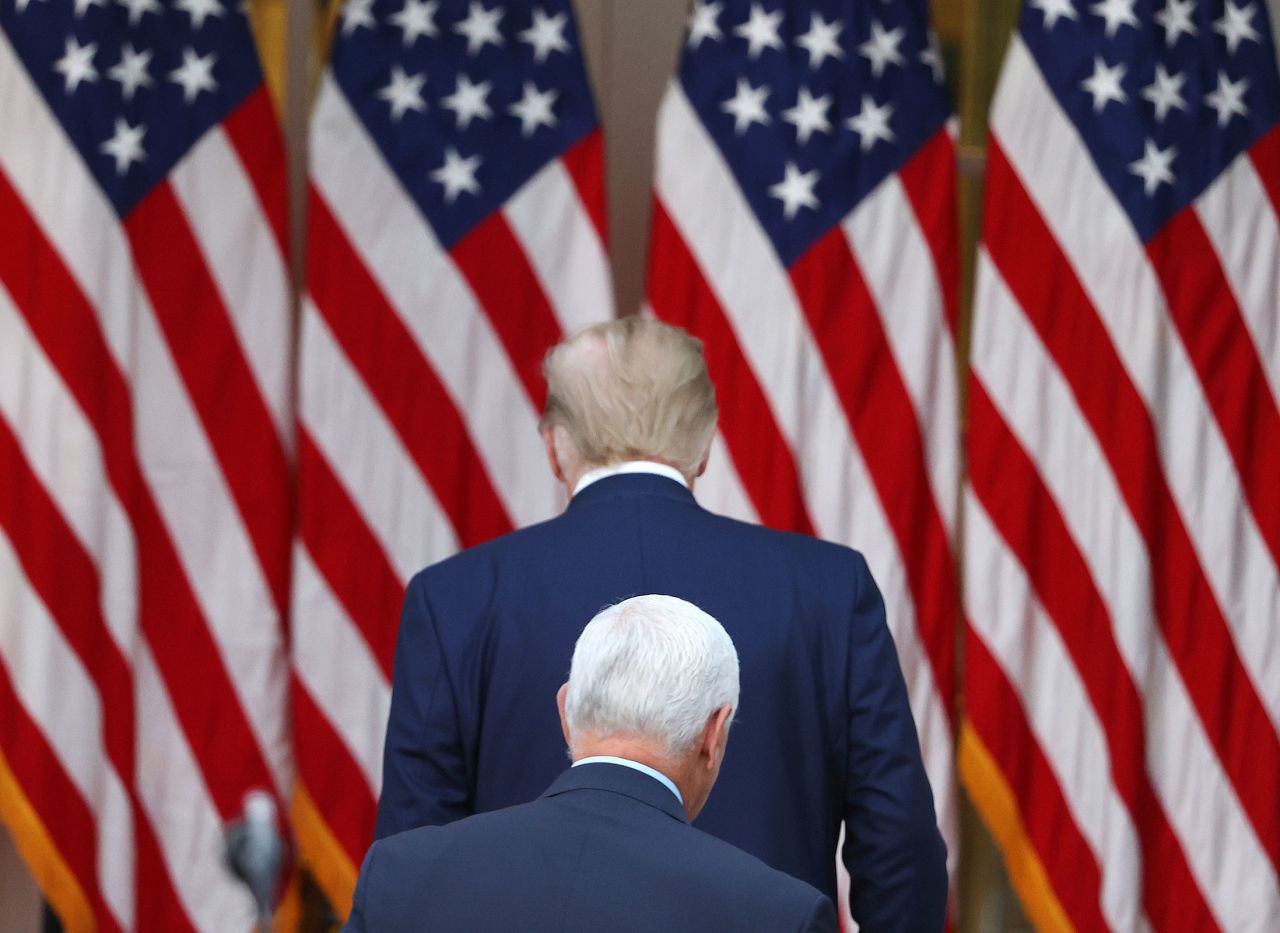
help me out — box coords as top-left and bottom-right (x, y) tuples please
(572, 460), (689, 498)
(572, 755), (684, 805)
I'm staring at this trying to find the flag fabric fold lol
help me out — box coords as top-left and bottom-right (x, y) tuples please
(644, 1), (961, 924)
(295, 0), (611, 915)
(0, 0), (294, 928)
(963, 1), (1280, 929)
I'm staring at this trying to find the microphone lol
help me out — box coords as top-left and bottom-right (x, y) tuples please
(224, 790), (284, 930)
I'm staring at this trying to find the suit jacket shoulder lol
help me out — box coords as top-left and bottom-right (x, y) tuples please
(348, 764), (836, 933)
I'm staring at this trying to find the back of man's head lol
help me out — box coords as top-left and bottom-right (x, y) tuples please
(541, 318), (718, 482)
(564, 594), (739, 759)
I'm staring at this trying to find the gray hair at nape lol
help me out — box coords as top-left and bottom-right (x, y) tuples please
(565, 595), (740, 757)
(539, 317), (719, 481)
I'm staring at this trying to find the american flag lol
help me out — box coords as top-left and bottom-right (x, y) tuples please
(0, 0), (293, 929)
(294, 0), (611, 914)
(644, 0), (960, 923)
(962, 0), (1280, 929)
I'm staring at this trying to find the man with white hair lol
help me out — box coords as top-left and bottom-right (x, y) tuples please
(346, 596), (836, 932)
(376, 317), (946, 930)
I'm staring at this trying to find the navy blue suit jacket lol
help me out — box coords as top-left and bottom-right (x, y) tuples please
(347, 763), (836, 932)
(376, 473), (946, 930)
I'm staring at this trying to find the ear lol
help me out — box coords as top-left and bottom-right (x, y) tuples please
(695, 452), (710, 479)
(541, 425), (566, 484)
(556, 683), (572, 748)
(700, 705), (734, 770)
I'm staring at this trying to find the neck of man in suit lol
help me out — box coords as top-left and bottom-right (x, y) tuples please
(540, 425), (707, 498)
(555, 684), (733, 823)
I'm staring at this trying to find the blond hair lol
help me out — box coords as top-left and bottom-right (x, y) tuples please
(541, 317), (718, 480)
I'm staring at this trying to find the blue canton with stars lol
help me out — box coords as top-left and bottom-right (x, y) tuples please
(679, 0), (952, 267)
(1021, 0), (1280, 242)
(332, 0), (598, 251)
(3, 0), (265, 218)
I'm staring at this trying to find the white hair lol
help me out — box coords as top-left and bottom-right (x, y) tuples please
(540, 317), (719, 481)
(565, 595), (739, 757)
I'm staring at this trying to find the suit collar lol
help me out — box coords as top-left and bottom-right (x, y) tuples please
(542, 762), (690, 825)
(566, 472), (698, 512)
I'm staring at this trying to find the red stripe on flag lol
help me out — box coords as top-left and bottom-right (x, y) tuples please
(560, 129), (608, 248)
(964, 635), (1111, 932)
(1147, 209), (1280, 570)
(307, 187), (513, 547)
(897, 130), (961, 334)
(297, 429), (402, 676)
(0, 668), (122, 933)
(790, 228), (958, 715)
(0, 419), (194, 931)
(967, 380), (1218, 930)
(124, 183), (293, 618)
(647, 197), (816, 535)
(1249, 123), (1280, 220)
(450, 212), (564, 411)
(984, 138), (1280, 872)
(221, 86), (290, 260)
(0, 169), (279, 819)
(293, 682), (378, 868)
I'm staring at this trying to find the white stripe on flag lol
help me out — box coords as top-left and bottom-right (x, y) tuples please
(292, 543), (390, 791)
(840, 175), (959, 536)
(169, 127), (294, 438)
(965, 494), (1143, 932)
(299, 299), (459, 580)
(505, 157), (612, 336)
(0, 531), (135, 931)
(1194, 152), (1280, 412)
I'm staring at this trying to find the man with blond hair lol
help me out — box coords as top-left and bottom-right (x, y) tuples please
(346, 596), (836, 932)
(375, 317), (946, 931)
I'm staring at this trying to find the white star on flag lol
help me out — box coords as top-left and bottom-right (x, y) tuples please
(734, 3), (784, 60)
(1089, 0), (1138, 37)
(1204, 70), (1250, 126)
(430, 147), (483, 202)
(1081, 55), (1127, 112)
(117, 0), (160, 25)
(1029, 0), (1078, 31)
(13, 0), (45, 14)
(1141, 63), (1187, 122)
(100, 117), (146, 175)
(170, 47), (218, 103)
(796, 12), (844, 69)
(519, 7), (570, 63)
(175, 0), (225, 31)
(920, 32), (944, 83)
(1128, 138), (1177, 195)
(72, 0), (106, 19)
(768, 161), (820, 219)
(378, 65), (427, 121)
(508, 81), (558, 135)
(687, 0), (723, 50)
(720, 77), (771, 135)
(108, 43), (154, 101)
(455, 2), (505, 55)
(1154, 0), (1198, 46)
(858, 20), (906, 79)
(782, 87), (832, 144)
(341, 0), (377, 35)
(441, 73), (494, 129)
(54, 36), (98, 94)
(1213, 1), (1260, 55)
(846, 93), (896, 151)
(389, 0), (440, 45)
